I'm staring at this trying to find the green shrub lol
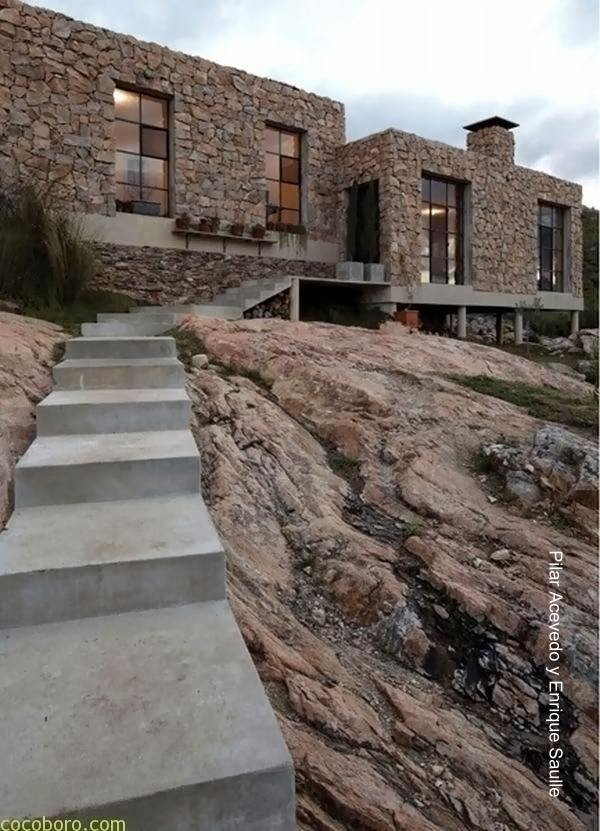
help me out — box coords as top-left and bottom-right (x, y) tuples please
(0, 182), (95, 307)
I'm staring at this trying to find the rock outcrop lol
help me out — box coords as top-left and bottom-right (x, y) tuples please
(0, 312), (65, 526)
(182, 317), (597, 831)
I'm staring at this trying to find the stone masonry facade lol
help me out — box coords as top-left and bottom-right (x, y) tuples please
(0, 0), (583, 304)
(338, 127), (583, 296)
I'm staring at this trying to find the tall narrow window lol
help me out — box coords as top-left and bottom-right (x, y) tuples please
(114, 88), (169, 216)
(420, 175), (463, 285)
(538, 203), (564, 291)
(265, 126), (301, 225)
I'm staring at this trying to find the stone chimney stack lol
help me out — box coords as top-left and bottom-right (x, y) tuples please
(464, 116), (519, 166)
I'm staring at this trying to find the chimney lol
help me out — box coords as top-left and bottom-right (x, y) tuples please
(464, 116), (519, 165)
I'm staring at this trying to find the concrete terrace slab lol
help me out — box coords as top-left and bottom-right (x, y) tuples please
(0, 495), (225, 627)
(0, 601), (294, 829)
(14, 430), (200, 507)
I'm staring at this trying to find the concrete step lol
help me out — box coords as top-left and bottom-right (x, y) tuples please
(0, 602), (295, 829)
(53, 357), (185, 390)
(66, 337), (176, 360)
(14, 430), (200, 508)
(0, 495), (224, 628)
(81, 320), (172, 337)
(37, 388), (191, 435)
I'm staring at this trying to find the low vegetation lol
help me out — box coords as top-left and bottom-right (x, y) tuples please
(452, 374), (598, 430)
(0, 182), (95, 309)
(23, 288), (140, 335)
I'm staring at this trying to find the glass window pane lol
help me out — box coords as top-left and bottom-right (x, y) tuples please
(142, 157), (168, 189)
(141, 187), (168, 216)
(116, 151), (140, 185)
(281, 156), (300, 184)
(431, 258), (446, 283)
(266, 204), (279, 222)
(554, 229), (562, 251)
(431, 232), (446, 260)
(448, 259), (456, 285)
(421, 178), (430, 201)
(554, 271), (563, 292)
(114, 88), (139, 122)
(541, 247), (552, 271)
(420, 229), (429, 257)
(540, 226), (553, 249)
(540, 205), (553, 227)
(116, 182), (138, 206)
(431, 206), (446, 234)
(141, 95), (167, 128)
(540, 269), (552, 291)
(141, 127), (167, 159)
(431, 179), (446, 205)
(421, 205), (430, 229)
(447, 206), (457, 233)
(280, 131), (300, 158)
(281, 183), (300, 210)
(265, 127), (279, 153)
(447, 183), (456, 206)
(115, 120), (139, 154)
(267, 180), (279, 206)
(420, 256), (430, 283)
(554, 208), (564, 230)
(553, 249), (563, 274)
(280, 209), (300, 224)
(448, 234), (457, 258)
(265, 152), (279, 179)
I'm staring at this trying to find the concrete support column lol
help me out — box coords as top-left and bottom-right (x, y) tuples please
(496, 312), (504, 345)
(457, 306), (467, 339)
(290, 277), (300, 322)
(570, 310), (580, 336)
(514, 309), (524, 346)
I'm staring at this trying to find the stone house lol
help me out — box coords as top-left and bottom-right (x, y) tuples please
(0, 0), (584, 337)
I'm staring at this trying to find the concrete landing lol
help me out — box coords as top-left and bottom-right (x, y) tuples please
(0, 601), (294, 830)
(0, 495), (225, 627)
(15, 430), (200, 507)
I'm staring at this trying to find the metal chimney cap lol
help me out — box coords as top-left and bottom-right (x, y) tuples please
(463, 116), (519, 132)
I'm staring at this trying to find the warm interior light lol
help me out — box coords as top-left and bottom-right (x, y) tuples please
(113, 88), (129, 105)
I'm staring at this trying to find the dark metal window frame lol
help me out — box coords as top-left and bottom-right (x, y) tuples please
(265, 124), (302, 225)
(537, 202), (564, 292)
(115, 88), (170, 216)
(420, 173), (464, 285)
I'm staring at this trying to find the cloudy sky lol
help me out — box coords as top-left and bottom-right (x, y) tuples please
(43, 0), (599, 205)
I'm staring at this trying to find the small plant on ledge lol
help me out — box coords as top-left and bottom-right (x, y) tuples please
(230, 220), (245, 236)
(208, 216), (220, 232)
(197, 217), (212, 232)
(175, 213), (190, 230)
(251, 223), (266, 239)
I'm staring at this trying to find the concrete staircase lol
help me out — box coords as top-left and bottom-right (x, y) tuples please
(0, 332), (295, 828)
(81, 277), (293, 335)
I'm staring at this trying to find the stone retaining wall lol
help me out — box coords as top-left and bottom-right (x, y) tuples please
(91, 243), (333, 304)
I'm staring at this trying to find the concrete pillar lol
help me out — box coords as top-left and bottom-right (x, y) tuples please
(514, 309), (524, 345)
(457, 306), (467, 339)
(570, 310), (580, 336)
(496, 312), (504, 345)
(289, 277), (300, 322)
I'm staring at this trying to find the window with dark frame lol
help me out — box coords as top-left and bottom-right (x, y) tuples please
(420, 175), (463, 285)
(114, 88), (169, 216)
(538, 203), (564, 292)
(265, 126), (301, 226)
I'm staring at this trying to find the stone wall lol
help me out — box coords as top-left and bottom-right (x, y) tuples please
(91, 243), (333, 304)
(0, 0), (344, 243)
(339, 127), (583, 297)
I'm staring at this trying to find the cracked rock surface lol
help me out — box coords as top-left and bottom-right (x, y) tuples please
(184, 317), (597, 831)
